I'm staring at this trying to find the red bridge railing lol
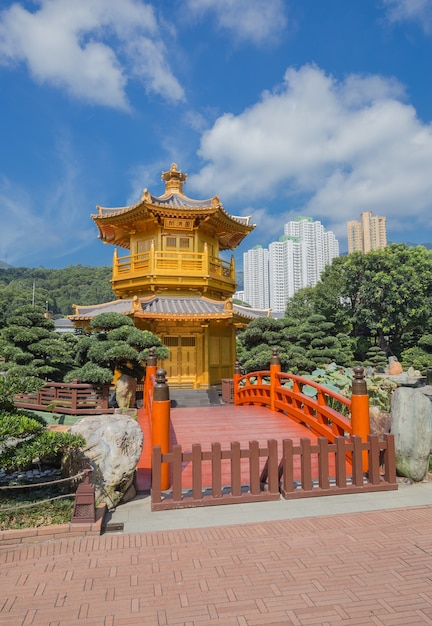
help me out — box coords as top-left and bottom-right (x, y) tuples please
(234, 349), (370, 446)
(235, 369), (352, 440)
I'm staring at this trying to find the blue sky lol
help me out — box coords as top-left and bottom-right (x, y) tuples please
(1, 0), (432, 269)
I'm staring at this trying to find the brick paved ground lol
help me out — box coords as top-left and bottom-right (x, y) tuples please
(2, 505), (432, 625)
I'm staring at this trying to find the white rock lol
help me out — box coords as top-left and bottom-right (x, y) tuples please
(70, 414), (143, 507)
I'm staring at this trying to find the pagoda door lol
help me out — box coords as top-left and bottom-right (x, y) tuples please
(162, 335), (197, 387)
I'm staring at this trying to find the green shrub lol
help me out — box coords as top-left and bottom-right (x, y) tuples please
(0, 373), (44, 412)
(64, 362), (113, 385)
(0, 411), (85, 472)
(0, 411), (45, 444)
(303, 363), (397, 412)
(401, 346), (432, 373)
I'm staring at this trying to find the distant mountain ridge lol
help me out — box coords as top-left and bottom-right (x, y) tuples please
(0, 259), (12, 269)
(404, 242), (432, 250)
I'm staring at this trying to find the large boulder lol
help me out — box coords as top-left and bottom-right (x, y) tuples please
(391, 387), (432, 481)
(69, 414), (143, 507)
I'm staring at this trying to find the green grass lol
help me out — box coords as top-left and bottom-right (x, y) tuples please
(28, 410), (89, 426)
(0, 486), (74, 530)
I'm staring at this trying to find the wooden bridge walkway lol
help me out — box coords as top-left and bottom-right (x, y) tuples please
(136, 404), (340, 492)
(137, 358), (396, 507)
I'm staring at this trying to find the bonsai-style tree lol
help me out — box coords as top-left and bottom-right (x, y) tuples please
(363, 345), (388, 370)
(65, 312), (168, 407)
(237, 313), (353, 375)
(0, 304), (74, 382)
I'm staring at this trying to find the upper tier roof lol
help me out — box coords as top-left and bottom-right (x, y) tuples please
(92, 163), (255, 250)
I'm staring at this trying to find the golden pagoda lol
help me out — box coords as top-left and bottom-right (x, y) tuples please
(71, 164), (266, 388)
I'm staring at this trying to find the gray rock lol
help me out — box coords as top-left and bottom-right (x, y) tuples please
(70, 414), (143, 508)
(391, 387), (432, 482)
(418, 385), (432, 399)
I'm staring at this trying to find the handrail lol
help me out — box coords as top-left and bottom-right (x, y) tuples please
(113, 250), (235, 281)
(235, 369), (352, 442)
(14, 380), (112, 415)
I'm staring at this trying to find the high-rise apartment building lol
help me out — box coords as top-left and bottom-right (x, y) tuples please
(347, 211), (387, 254)
(269, 236), (308, 312)
(283, 217), (339, 286)
(243, 217), (339, 313)
(243, 245), (270, 309)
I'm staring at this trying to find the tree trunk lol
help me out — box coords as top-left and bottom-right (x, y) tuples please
(115, 374), (137, 409)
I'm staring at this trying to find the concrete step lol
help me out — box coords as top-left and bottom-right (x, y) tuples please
(170, 388), (222, 408)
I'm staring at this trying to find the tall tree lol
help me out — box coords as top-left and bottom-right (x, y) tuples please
(341, 245), (432, 352)
(285, 244), (432, 357)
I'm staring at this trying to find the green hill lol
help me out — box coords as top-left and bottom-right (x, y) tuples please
(0, 265), (114, 324)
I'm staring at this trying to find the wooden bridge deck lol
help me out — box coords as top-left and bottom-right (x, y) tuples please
(136, 405), (341, 492)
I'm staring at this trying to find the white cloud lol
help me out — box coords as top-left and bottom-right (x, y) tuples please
(188, 64), (432, 244)
(0, 0), (184, 109)
(184, 0), (287, 45)
(383, 0), (432, 32)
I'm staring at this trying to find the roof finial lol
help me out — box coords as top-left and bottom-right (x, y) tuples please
(161, 163), (187, 194)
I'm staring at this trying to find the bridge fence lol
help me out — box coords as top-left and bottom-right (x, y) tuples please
(151, 433), (397, 511)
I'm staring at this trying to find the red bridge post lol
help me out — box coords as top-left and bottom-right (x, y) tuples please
(152, 368), (171, 490)
(234, 361), (242, 406)
(351, 365), (370, 471)
(270, 348), (281, 412)
(144, 347), (157, 410)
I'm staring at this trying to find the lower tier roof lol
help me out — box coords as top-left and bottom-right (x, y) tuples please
(70, 296), (269, 323)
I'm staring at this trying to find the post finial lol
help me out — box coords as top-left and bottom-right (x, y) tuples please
(153, 368), (170, 401)
(270, 348), (280, 366)
(352, 365), (367, 395)
(147, 347), (157, 366)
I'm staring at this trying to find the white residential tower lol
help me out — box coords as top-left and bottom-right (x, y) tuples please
(243, 217), (339, 314)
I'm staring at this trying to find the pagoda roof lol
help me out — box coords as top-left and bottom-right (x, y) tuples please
(70, 299), (135, 319)
(91, 164), (255, 250)
(70, 296), (269, 323)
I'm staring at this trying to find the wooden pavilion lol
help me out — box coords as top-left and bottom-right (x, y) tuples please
(70, 163), (267, 388)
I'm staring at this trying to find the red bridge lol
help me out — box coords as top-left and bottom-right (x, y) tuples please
(137, 350), (397, 510)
